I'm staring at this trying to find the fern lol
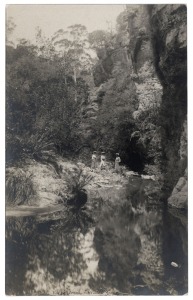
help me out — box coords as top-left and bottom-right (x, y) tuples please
(63, 167), (93, 193)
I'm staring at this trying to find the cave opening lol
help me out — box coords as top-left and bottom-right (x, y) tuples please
(121, 137), (148, 173)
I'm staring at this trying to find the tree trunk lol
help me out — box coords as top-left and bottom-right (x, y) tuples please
(73, 67), (77, 84)
(73, 68), (77, 102)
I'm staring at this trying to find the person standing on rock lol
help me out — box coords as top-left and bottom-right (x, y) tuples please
(100, 151), (106, 170)
(115, 153), (121, 173)
(91, 151), (97, 170)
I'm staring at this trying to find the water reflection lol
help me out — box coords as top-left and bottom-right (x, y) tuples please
(5, 216), (37, 295)
(25, 230), (93, 295)
(162, 207), (188, 295)
(89, 185), (164, 294)
(5, 177), (188, 295)
(6, 208), (98, 295)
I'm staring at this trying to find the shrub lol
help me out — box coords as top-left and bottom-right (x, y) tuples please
(26, 131), (54, 158)
(63, 166), (93, 194)
(6, 130), (55, 165)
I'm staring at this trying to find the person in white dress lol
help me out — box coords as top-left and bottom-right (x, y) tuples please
(115, 153), (121, 173)
(100, 152), (106, 170)
(91, 151), (97, 169)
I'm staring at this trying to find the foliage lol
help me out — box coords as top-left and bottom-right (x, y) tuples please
(63, 166), (93, 194)
(116, 10), (129, 32)
(6, 40), (89, 164)
(6, 168), (36, 205)
(6, 17), (16, 46)
(88, 30), (111, 50)
(90, 94), (145, 170)
(35, 26), (55, 59)
(133, 104), (162, 170)
(51, 24), (94, 82)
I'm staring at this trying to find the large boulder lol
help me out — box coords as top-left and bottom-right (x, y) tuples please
(168, 169), (187, 209)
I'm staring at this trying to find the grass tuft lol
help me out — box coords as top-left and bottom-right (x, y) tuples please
(6, 168), (36, 206)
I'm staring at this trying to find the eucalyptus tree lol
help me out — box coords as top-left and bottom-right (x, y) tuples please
(51, 24), (94, 88)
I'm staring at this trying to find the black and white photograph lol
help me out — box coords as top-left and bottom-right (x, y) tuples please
(5, 3), (188, 296)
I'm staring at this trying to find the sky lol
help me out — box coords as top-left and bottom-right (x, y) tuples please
(6, 5), (125, 44)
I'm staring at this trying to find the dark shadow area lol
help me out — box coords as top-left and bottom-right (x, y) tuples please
(162, 206), (188, 295)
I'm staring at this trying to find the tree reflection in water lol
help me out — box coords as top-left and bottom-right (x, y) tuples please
(89, 195), (163, 294)
(6, 216), (38, 295)
(5, 177), (188, 295)
(6, 208), (98, 295)
(26, 209), (95, 295)
(89, 179), (187, 295)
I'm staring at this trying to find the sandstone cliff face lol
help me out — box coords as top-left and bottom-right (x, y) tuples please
(79, 5), (163, 172)
(150, 4), (187, 206)
(79, 45), (139, 167)
(79, 4), (187, 207)
(125, 5), (163, 174)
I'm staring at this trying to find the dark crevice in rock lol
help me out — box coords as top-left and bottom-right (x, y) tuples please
(147, 5), (167, 86)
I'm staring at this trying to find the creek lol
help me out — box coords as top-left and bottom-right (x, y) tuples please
(5, 176), (187, 295)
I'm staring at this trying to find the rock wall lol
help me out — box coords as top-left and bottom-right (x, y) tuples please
(79, 4), (187, 206)
(149, 4), (187, 206)
(79, 5), (163, 173)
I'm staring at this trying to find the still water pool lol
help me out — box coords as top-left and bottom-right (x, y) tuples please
(5, 177), (188, 295)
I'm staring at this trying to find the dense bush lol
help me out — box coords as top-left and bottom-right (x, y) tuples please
(6, 44), (89, 164)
